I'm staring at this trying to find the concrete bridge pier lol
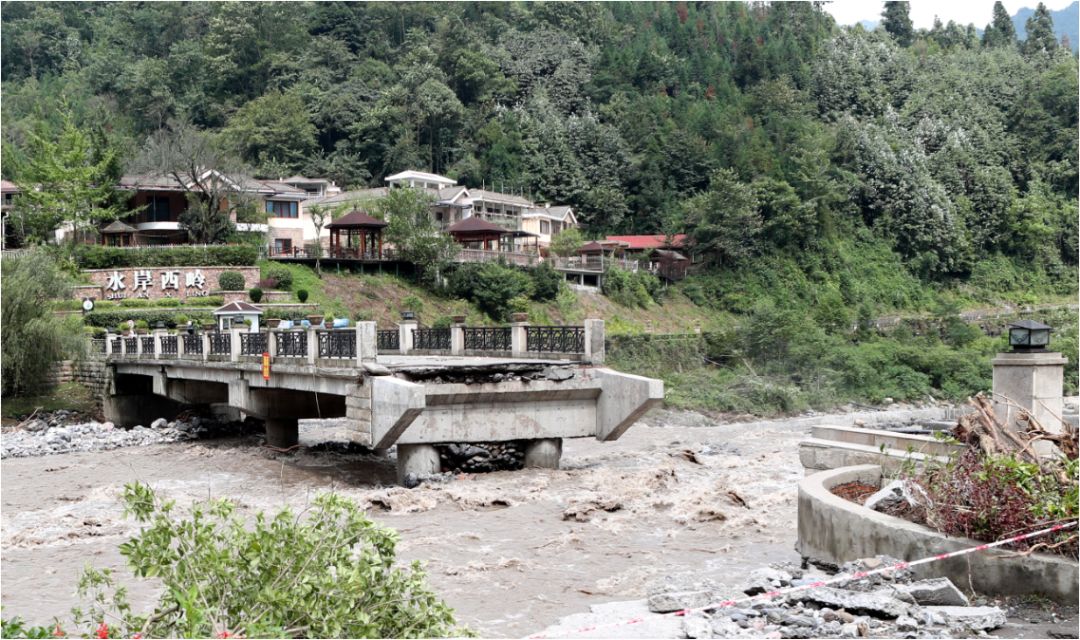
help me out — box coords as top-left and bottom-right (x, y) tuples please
(524, 438), (563, 468)
(396, 443), (440, 484)
(265, 417), (300, 449)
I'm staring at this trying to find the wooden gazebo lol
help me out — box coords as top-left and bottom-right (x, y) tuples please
(446, 217), (511, 250)
(100, 220), (137, 247)
(326, 210), (388, 260)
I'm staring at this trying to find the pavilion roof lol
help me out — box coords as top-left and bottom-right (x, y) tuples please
(326, 210), (388, 229)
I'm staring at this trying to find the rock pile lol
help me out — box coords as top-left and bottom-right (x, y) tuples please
(1, 415), (250, 459)
(437, 441), (526, 473)
(645, 557), (1008, 639)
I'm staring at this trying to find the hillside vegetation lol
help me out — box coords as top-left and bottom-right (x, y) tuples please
(1, 2), (1076, 412)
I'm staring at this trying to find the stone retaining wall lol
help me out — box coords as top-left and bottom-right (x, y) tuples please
(797, 464), (1079, 603)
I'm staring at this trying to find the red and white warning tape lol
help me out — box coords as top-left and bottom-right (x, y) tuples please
(529, 520), (1077, 638)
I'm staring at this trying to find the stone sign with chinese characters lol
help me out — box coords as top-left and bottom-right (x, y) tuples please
(79, 266), (260, 301)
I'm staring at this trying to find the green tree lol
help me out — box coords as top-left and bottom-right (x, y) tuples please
(881, 2), (914, 47)
(1023, 3), (1059, 56)
(1, 248), (86, 396)
(982, 1), (1017, 48)
(7, 108), (124, 245)
(549, 227), (584, 257)
(678, 169), (762, 267)
(375, 187), (457, 282)
(221, 91), (318, 173)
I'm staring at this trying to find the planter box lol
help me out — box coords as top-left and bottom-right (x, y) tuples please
(797, 465), (1078, 604)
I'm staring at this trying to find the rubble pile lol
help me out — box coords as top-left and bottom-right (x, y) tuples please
(437, 441), (526, 473)
(647, 557), (1008, 639)
(0, 415), (254, 459)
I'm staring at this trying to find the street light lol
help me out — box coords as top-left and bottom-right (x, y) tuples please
(1008, 319), (1052, 352)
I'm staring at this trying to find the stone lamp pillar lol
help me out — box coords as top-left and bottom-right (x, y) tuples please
(992, 320), (1067, 452)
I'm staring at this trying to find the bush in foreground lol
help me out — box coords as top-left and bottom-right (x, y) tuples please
(4, 483), (466, 639)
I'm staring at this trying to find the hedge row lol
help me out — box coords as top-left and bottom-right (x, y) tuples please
(74, 244), (259, 268)
(84, 306), (312, 328)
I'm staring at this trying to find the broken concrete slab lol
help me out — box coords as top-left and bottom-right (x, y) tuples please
(740, 567), (794, 595)
(896, 578), (970, 607)
(786, 586), (910, 619)
(646, 574), (724, 613)
(924, 605), (1006, 631)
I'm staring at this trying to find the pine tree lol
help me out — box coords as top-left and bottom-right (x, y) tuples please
(1023, 2), (1059, 55)
(881, 2), (914, 47)
(982, 1), (1017, 48)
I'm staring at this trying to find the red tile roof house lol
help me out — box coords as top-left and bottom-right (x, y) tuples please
(604, 234), (692, 281)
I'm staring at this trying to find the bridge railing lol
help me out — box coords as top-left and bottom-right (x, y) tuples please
(101, 318), (606, 366)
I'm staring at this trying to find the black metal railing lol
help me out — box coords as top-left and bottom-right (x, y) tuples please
(110, 337), (122, 354)
(240, 332), (268, 356)
(413, 327), (451, 351)
(140, 336), (156, 355)
(160, 335), (178, 356)
(275, 331), (307, 357)
(92, 339), (106, 355)
(182, 334), (203, 355)
(377, 329), (400, 351)
(124, 337), (138, 354)
(463, 326), (511, 351)
(318, 330), (356, 359)
(526, 326), (585, 353)
(209, 332), (231, 356)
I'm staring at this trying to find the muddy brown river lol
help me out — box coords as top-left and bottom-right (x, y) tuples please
(3, 408), (1075, 638)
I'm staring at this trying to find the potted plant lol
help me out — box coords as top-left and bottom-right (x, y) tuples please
(307, 312), (325, 326)
(511, 312), (529, 323)
(175, 314), (190, 328)
(135, 320), (150, 335)
(324, 314), (336, 328)
(451, 314), (467, 324)
(118, 322), (131, 337)
(202, 321), (217, 332)
(266, 315), (282, 329)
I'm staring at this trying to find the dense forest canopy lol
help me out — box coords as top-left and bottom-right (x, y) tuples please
(2, 1), (1077, 288)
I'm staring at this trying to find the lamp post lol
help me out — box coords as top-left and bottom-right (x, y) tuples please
(993, 319), (1066, 453)
(1007, 319), (1052, 352)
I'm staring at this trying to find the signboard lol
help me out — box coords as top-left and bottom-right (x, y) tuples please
(262, 352), (271, 380)
(79, 266), (259, 301)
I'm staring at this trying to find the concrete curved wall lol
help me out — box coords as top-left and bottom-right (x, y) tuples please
(797, 465), (1078, 604)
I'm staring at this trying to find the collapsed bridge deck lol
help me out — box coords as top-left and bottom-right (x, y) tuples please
(95, 320), (663, 483)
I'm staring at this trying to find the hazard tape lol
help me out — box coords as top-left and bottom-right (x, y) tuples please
(529, 520), (1077, 639)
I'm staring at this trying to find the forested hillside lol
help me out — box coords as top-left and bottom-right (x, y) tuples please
(2, 1), (1077, 305)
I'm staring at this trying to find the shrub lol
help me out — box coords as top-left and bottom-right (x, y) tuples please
(449, 262), (533, 321)
(134, 319), (150, 332)
(58, 482), (465, 638)
(175, 314), (190, 326)
(249, 287), (263, 303)
(218, 271), (245, 291)
(402, 294), (424, 315)
(296, 289), (309, 303)
(602, 267), (652, 308)
(265, 265), (293, 290)
(72, 244), (259, 269)
(431, 315), (452, 329)
(530, 262), (562, 302)
(85, 309), (216, 329)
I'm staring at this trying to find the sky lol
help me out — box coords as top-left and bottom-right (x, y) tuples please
(824, 0), (1076, 29)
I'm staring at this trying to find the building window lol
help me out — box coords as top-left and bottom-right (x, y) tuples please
(540, 220), (551, 234)
(274, 238), (293, 254)
(147, 196), (171, 222)
(266, 200), (298, 218)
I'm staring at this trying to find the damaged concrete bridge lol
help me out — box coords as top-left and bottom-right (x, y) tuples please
(92, 319), (662, 483)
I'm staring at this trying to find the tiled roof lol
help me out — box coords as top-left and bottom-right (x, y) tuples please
(1, 180), (19, 193)
(385, 170), (456, 185)
(524, 205), (574, 220)
(604, 234), (687, 250)
(307, 188), (388, 207)
(469, 189), (534, 207)
(447, 217), (510, 234)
